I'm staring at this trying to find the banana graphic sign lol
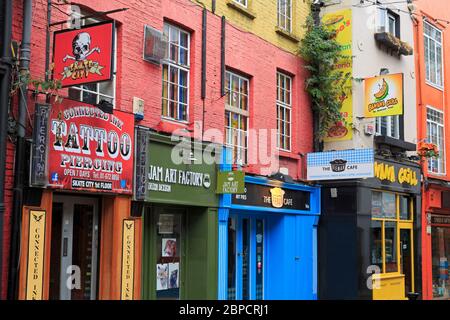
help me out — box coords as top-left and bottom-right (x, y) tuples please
(364, 73), (403, 118)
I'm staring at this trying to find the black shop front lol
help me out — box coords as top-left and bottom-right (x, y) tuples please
(319, 157), (421, 300)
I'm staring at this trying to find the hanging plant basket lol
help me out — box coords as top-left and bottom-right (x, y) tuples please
(417, 142), (439, 158)
(374, 32), (413, 56)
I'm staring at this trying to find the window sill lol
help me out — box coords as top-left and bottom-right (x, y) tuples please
(278, 150), (300, 160)
(425, 81), (444, 92)
(427, 172), (447, 179)
(275, 27), (300, 43)
(161, 116), (189, 125)
(226, 1), (256, 20)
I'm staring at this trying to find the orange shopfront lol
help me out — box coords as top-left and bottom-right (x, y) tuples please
(422, 182), (450, 300)
(17, 101), (141, 300)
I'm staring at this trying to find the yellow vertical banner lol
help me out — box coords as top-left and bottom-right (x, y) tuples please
(322, 9), (353, 142)
(121, 219), (135, 300)
(26, 210), (46, 300)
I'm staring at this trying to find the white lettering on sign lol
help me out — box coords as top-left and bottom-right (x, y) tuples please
(147, 165), (211, 190)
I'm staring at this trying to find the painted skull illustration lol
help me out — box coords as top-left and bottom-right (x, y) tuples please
(63, 32), (101, 62)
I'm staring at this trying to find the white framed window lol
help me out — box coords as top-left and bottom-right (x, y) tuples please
(68, 15), (117, 106)
(233, 0), (248, 8)
(427, 107), (445, 174)
(276, 72), (291, 151)
(387, 12), (397, 35)
(161, 23), (190, 122)
(225, 71), (249, 165)
(376, 116), (400, 139)
(377, 8), (399, 38)
(277, 0), (292, 33)
(424, 21), (443, 88)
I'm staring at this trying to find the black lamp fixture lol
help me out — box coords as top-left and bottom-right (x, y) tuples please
(380, 68), (390, 76)
(269, 172), (294, 183)
(96, 99), (114, 114)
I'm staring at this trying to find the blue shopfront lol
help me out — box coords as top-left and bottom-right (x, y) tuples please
(217, 175), (321, 300)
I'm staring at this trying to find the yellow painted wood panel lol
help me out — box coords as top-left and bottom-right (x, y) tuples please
(373, 275), (407, 300)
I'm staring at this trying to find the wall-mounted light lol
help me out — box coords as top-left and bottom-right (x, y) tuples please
(96, 99), (114, 114)
(379, 68), (390, 75)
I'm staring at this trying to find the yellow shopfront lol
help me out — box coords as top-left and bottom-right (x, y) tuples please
(371, 190), (415, 300)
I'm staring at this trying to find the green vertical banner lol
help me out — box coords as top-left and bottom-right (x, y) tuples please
(322, 9), (353, 142)
(216, 171), (245, 194)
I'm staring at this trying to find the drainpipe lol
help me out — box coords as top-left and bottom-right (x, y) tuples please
(8, 0), (33, 300)
(0, 0), (13, 299)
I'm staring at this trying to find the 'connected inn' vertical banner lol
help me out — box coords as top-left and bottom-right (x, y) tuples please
(121, 220), (135, 300)
(26, 210), (46, 300)
(322, 9), (353, 142)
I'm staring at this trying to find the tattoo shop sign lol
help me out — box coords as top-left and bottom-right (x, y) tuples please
(43, 99), (134, 194)
(53, 21), (114, 87)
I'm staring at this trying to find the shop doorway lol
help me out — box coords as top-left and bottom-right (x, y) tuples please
(400, 227), (414, 296)
(49, 196), (99, 300)
(228, 216), (265, 300)
(155, 210), (184, 300)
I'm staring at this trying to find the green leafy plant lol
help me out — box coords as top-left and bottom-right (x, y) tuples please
(299, 15), (351, 140)
(10, 66), (63, 102)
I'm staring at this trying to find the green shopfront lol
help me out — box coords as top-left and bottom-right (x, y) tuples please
(135, 130), (220, 300)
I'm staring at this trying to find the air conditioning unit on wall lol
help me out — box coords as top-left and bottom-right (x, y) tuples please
(143, 25), (168, 65)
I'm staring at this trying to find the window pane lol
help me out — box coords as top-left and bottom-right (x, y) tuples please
(388, 16), (395, 34)
(156, 213), (182, 300)
(385, 222), (398, 273)
(227, 218), (237, 300)
(399, 196), (411, 220)
(431, 227), (450, 299)
(68, 87), (81, 101)
(382, 192), (396, 219)
(371, 220), (383, 271)
(372, 191), (383, 218)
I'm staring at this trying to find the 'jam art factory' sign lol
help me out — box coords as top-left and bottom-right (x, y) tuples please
(53, 21), (114, 87)
(33, 99), (134, 194)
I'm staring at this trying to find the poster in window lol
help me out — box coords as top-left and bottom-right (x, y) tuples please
(382, 193), (396, 218)
(372, 192), (383, 218)
(162, 238), (177, 257)
(53, 21), (115, 87)
(168, 263), (179, 289)
(156, 263), (169, 291)
(158, 214), (174, 234)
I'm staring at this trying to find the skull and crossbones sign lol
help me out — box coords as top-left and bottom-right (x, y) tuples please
(63, 32), (101, 62)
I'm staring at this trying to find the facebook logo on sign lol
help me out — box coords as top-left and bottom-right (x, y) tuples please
(51, 172), (59, 182)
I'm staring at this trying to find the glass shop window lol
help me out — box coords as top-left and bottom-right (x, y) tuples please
(156, 213), (182, 300)
(432, 227), (450, 299)
(371, 191), (414, 275)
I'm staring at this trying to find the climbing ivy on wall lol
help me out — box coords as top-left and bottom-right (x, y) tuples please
(300, 15), (349, 139)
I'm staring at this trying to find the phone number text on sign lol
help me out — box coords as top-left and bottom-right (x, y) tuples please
(47, 99), (134, 194)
